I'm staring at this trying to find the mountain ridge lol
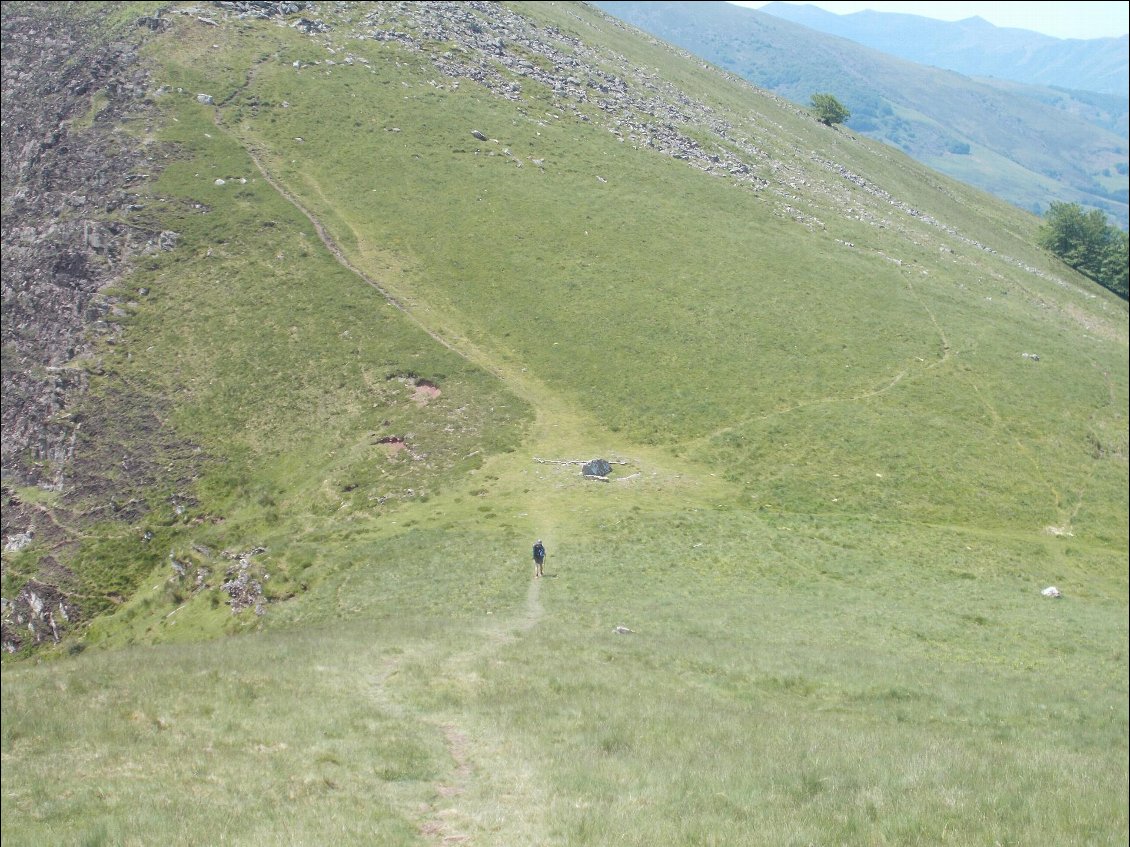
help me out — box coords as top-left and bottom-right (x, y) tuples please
(759, 1), (1130, 97)
(596, 0), (1130, 227)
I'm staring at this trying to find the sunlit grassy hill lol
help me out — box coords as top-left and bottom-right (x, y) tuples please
(2, 2), (1127, 845)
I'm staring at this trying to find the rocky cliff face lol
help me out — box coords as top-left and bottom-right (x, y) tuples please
(2, 7), (155, 488)
(0, 2), (329, 652)
(0, 6), (175, 651)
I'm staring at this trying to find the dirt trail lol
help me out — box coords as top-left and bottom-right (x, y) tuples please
(525, 570), (543, 628)
(220, 112), (723, 845)
(231, 142), (528, 845)
(235, 122), (632, 465)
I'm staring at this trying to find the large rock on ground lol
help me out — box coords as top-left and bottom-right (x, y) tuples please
(582, 458), (612, 477)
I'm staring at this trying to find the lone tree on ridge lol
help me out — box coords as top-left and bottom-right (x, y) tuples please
(810, 93), (850, 126)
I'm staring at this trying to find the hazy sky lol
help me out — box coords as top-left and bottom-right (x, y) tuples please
(728, 1), (1129, 40)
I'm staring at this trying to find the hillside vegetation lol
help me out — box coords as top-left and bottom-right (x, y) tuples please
(2, 2), (1127, 845)
(593, 0), (1130, 229)
(760, 1), (1129, 98)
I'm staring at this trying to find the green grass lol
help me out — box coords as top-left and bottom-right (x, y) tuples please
(1, 630), (437, 846)
(4, 506), (1126, 845)
(2, 2), (1126, 845)
(216, 3), (1125, 538)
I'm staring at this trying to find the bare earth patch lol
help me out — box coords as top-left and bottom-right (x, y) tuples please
(377, 435), (408, 457)
(412, 380), (441, 406)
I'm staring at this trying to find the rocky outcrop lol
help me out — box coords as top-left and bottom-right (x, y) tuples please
(1, 5), (185, 647)
(582, 458), (613, 477)
(213, 1), (310, 19)
(221, 547), (269, 616)
(1, 6), (165, 491)
(351, 1), (777, 191)
(2, 577), (80, 653)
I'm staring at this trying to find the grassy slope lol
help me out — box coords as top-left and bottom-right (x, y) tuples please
(2, 2), (1127, 845)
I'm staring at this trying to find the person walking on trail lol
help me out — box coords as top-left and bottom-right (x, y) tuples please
(532, 539), (546, 578)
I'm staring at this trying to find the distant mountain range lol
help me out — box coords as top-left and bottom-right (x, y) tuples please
(760, 1), (1129, 98)
(592, 1), (1130, 228)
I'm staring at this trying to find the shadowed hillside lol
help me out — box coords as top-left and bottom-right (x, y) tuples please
(2, 2), (1126, 844)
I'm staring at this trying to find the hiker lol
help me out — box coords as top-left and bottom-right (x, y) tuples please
(532, 539), (546, 578)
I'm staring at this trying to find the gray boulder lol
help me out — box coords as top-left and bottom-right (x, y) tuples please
(582, 458), (612, 477)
